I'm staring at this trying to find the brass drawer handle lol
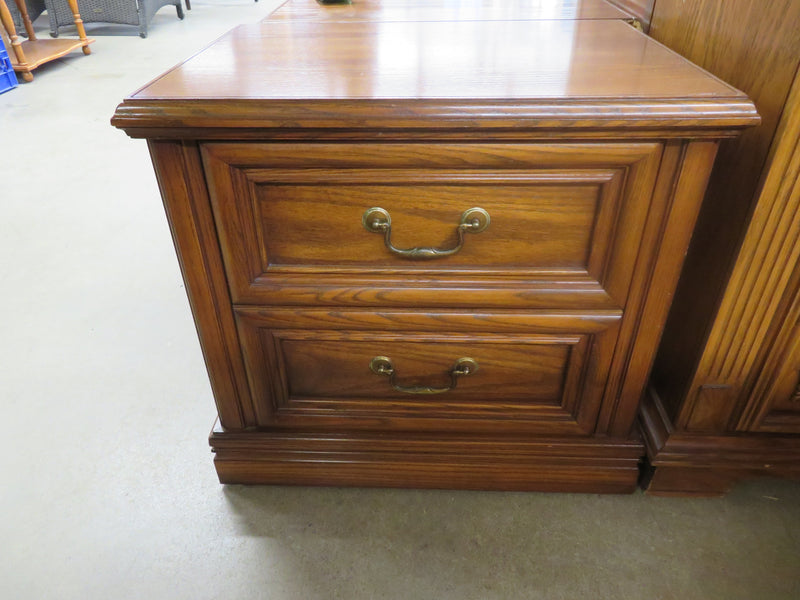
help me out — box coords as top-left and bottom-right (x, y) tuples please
(369, 356), (479, 394)
(362, 207), (490, 260)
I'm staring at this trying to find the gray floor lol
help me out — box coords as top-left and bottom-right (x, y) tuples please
(1, 2), (799, 599)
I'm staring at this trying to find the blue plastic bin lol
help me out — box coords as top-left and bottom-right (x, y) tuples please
(0, 36), (18, 94)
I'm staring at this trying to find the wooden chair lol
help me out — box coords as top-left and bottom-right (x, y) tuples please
(0, 0), (92, 81)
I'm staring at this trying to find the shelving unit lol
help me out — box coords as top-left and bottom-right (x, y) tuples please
(0, 0), (92, 82)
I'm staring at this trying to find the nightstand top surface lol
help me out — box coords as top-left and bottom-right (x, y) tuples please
(114, 18), (758, 134)
(267, 0), (632, 23)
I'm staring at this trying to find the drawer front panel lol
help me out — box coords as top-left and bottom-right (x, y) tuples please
(235, 307), (621, 435)
(282, 338), (572, 402)
(203, 142), (662, 308)
(249, 178), (605, 270)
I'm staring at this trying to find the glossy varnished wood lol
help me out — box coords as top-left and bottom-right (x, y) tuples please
(122, 19), (742, 100)
(640, 386), (800, 496)
(651, 0), (800, 421)
(267, 0), (631, 23)
(113, 12), (757, 491)
(210, 421), (644, 492)
(642, 0), (800, 495)
(711, 76), (800, 436)
(147, 141), (256, 429)
(201, 141), (662, 309)
(235, 308), (620, 435)
(112, 19), (756, 137)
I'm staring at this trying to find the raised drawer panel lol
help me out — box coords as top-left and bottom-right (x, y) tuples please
(243, 178), (608, 270)
(202, 142), (662, 309)
(281, 338), (572, 401)
(235, 307), (621, 435)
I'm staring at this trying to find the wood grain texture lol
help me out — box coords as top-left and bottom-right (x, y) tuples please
(642, 465), (742, 497)
(111, 19), (757, 136)
(113, 11), (757, 491)
(210, 421), (643, 492)
(726, 76), (800, 434)
(639, 386), (800, 496)
(234, 308), (620, 435)
(201, 141), (660, 309)
(599, 141), (718, 437)
(642, 0), (800, 494)
(267, 0), (631, 23)
(247, 181), (602, 268)
(147, 141), (255, 429)
(129, 19), (741, 100)
(650, 0), (800, 422)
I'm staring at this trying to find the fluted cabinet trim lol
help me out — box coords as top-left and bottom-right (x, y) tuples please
(681, 70), (800, 431)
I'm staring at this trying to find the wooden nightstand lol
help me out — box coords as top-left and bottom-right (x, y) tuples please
(112, 16), (757, 492)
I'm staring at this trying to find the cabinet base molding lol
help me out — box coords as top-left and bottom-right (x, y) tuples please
(210, 422), (644, 493)
(639, 386), (800, 496)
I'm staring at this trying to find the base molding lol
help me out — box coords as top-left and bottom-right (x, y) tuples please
(640, 463), (752, 497)
(210, 422), (644, 493)
(639, 386), (800, 495)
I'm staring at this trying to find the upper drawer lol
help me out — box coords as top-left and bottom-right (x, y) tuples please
(202, 142), (662, 308)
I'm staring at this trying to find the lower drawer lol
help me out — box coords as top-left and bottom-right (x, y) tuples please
(235, 307), (621, 435)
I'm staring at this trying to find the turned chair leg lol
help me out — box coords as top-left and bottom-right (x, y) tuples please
(13, 0), (36, 39)
(64, 0), (91, 54)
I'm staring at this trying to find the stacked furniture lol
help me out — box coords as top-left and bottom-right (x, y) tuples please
(0, 0), (92, 82)
(112, 0), (757, 493)
(47, 0), (184, 38)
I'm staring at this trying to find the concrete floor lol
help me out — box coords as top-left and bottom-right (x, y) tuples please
(1, 2), (799, 598)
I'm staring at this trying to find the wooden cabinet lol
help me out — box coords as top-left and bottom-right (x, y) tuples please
(641, 0), (800, 495)
(112, 12), (757, 492)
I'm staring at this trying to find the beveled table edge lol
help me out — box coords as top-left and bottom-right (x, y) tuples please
(111, 97), (759, 139)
